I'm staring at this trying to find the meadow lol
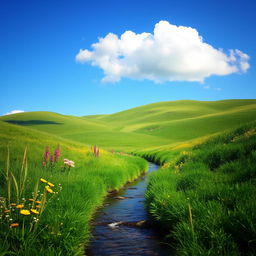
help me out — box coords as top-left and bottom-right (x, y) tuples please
(0, 121), (147, 255)
(0, 99), (256, 255)
(139, 121), (256, 256)
(1, 99), (256, 151)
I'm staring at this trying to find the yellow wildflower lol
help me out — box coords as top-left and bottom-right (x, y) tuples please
(35, 200), (41, 204)
(47, 182), (54, 187)
(4, 209), (11, 213)
(16, 204), (24, 209)
(28, 199), (35, 202)
(10, 203), (16, 207)
(36, 205), (41, 208)
(20, 209), (30, 215)
(31, 209), (39, 215)
(45, 185), (53, 194)
(40, 178), (47, 183)
(10, 223), (19, 228)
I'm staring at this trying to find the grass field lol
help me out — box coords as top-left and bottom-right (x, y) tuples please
(1, 99), (256, 151)
(0, 121), (147, 255)
(139, 121), (256, 256)
(1, 99), (256, 255)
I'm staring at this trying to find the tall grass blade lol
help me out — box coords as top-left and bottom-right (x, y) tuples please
(7, 173), (11, 205)
(32, 180), (39, 209)
(10, 172), (19, 203)
(40, 189), (47, 215)
(6, 147), (9, 180)
(20, 147), (28, 198)
(6, 147), (11, 204)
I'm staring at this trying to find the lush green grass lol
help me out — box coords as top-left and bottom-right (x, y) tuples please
(0, 121), (147, 255)
(0, 111), (170, 151)
(142, 121), (256, 256)
(1, 99), (256, 255)
(1, 100), (256, 151)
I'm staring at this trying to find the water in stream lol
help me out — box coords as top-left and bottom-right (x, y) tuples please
(86, 163), (172, 256)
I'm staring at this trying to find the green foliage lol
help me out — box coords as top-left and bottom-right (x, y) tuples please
(1, 99), (256, 151)
(144, 121), (256, 256)
(1, 99), (256, 255)
(0, 122), (147, 255)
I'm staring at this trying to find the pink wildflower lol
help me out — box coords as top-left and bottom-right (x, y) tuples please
(64, 158), (75, 167)
(44, 146), (50, 162)
(93, 145), (97, 156)
(50, 155), (55, 162)
(54, 145), (61, 162)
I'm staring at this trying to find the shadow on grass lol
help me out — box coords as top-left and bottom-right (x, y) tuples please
(4, 120), (63, 126)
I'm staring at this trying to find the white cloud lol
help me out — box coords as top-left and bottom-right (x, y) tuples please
(76, 20), (250, 83)
(3, 110), (25, 116)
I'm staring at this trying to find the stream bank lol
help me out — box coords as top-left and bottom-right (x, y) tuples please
(86, 162), (172, 256)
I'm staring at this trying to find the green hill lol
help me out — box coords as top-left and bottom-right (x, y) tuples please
(0, 111), (170, 150)
(143, 121), (256, 256)
(1, 100), (256, 151)
(0, 119), (148, 255)
(1, 99), (256, 255)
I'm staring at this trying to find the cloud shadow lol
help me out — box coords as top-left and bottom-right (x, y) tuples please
(4, 120), (63, 126)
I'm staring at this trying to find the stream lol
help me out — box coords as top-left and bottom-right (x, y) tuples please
(86, 162), (172, 256)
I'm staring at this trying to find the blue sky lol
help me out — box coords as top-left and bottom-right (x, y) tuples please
(1, 0), (255, 116)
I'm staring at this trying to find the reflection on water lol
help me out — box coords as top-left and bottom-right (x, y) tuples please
(86, 163), (172, 256)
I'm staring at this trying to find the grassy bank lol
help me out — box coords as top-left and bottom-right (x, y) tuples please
(1, 99), (256, 255)
(143, 121), (256, 255)
(0, 121), (147, 255)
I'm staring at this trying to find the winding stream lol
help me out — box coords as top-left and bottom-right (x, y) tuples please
(86, 162), (172, 256)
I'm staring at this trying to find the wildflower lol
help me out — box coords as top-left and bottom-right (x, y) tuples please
(10, 223), (19, 228)
(45, 185), (54, 194)
(64, 159), (75, 167)
(36, 205), (41, 208)
(47, 182), (54, 187)
(40, 178), (47, 183)
(35, 200), (41, 204)
(16, 204), (24, 209)
(32, 217), (39, 223)
(10, 203), (16, 207)
(93, 145), (97, 156)
(28, 198), (35, 202)
(54, 145), (61, 162)
(50, 155), (55, 162)
(20, 209), (30, 215)
(31, 209), (40, 215)
(44, 146), (50, 162)
(42, 161), (46, 167)
(4, 209), (11, 213)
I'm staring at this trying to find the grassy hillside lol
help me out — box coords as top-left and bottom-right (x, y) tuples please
(1, 99), (256, 255)
(0, 121), (147, 255)
(0, 111), (111, 134)
(88, 99), (256, 125)
(0, 111), (169, 151)
(1, 99), (255, 151)
(143, 121), (256, 256)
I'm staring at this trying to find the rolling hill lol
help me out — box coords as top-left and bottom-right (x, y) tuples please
(1, 99), (256, 151)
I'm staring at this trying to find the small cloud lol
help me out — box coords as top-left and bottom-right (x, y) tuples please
(76, 20), (250, 83)
(3, 110), (25, 116)
(203, 85), (210, 89)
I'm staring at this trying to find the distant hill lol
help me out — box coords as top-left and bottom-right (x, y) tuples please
(1, 99), (256, 151)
